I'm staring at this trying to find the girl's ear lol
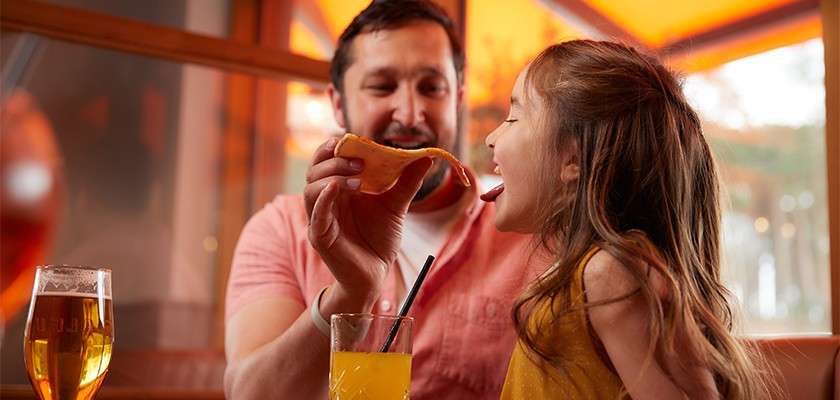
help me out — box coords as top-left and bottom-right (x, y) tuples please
(560, 163), (580, 183)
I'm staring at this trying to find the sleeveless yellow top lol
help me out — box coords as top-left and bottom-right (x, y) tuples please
(500, 246), (626, 399)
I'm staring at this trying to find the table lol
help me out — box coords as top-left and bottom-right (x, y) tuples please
(0, 385), (225, 400)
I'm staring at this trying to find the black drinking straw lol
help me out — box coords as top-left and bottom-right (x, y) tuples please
(379, 255), (435, 353)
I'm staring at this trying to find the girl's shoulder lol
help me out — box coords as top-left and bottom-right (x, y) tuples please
(582, 248), (669, 305)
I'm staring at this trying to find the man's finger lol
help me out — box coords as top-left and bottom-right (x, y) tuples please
(310, 137), (340, 166)
(305, 157), (363, 184)
(308, 181), (340, 252)
(304, 176), (360, 217)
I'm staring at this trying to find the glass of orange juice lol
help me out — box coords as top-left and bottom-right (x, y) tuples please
(329, 313), (413, 400)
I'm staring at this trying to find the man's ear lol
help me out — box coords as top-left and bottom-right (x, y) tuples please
(327, 83), (346, 129)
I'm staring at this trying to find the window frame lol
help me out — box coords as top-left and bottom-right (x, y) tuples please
(820, 0), (839, 334)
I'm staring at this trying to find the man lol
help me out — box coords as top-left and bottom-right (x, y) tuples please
(224, 2), (535, 398)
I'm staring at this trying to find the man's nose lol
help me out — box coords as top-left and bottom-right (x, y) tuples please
(391, 87), (425, 128)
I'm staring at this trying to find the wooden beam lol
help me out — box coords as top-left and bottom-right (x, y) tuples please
(252, 0), (292, 215)
(540, 0), (648, 52)
(822, 0), (840, 334)
(210, 0), (299, 349)
(0, 0), (329, 84)
(660, 0), (820, 57)
(212, 0), (259, 350)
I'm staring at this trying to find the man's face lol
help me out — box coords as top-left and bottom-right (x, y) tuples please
(329, 21), (461, 196)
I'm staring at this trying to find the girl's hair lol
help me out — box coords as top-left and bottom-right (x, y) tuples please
(512, 40), (776, 399)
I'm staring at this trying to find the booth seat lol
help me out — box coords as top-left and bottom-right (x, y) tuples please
(750, 335), (840, 400)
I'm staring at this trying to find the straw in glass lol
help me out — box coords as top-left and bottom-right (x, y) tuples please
(379, 255), (435, 353)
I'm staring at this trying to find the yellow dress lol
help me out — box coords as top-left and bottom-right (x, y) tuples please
(500, 247), (626, 399)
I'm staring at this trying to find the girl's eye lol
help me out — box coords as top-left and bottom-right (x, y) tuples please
(504, 119), (518, 124)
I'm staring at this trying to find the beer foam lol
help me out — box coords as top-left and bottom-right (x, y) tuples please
(36, 292), (112, 300)
(35, 266), (112, 298)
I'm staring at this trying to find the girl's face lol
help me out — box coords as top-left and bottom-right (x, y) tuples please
(482, 68), (546, 233)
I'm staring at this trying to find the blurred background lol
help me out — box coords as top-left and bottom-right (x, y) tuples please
(1, 0), (836, 394)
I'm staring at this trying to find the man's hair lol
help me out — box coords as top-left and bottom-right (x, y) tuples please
(330, 0), (465, 92)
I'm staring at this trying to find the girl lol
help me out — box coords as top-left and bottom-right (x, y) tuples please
(482, 40), (775, 399)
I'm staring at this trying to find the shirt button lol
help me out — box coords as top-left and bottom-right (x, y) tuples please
(381, 300), (392, 312)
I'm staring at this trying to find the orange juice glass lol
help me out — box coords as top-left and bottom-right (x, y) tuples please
(329, 314), (413, 400)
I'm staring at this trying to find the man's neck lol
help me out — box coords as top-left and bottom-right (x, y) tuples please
(409, 167), (467, 213)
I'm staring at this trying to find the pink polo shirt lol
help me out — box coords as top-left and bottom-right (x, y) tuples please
(225, 177), (539, 399)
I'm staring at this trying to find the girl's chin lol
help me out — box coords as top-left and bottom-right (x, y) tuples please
(493, 219), (515, 232)
(492, 206), (513, 232)
(493, 209), (537, 234)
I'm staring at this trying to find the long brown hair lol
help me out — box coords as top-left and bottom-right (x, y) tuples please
(512, 40), (776, 399)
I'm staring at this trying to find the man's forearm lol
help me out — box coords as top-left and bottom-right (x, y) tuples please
(224, 285), (377, 399)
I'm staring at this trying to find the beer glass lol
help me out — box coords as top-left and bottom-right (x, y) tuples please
(23, 266), (113, 400)
(329, 313), (413, 400)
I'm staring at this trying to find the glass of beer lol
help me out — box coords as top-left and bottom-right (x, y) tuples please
(23, 265), (113, 400)
(329, 313), (413, 400)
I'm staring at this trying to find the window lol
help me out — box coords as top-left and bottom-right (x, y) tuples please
(283, 81), (341, 194)
(684, 38), (829, 334)
(1, 33), (227, 384)
(280, 0), (367, 193)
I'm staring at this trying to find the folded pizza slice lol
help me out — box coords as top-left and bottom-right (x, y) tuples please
(333, 133), (470, 195)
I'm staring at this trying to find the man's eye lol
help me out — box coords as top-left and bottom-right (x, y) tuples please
(420, 83), (445, 94)
(366, 84), (395, 93)
(418, 80), (448, 96)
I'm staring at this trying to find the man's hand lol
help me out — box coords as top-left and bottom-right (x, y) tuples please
(304, 137), (432, 304)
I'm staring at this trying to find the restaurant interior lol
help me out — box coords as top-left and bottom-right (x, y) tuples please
(1, 0), (838, 398)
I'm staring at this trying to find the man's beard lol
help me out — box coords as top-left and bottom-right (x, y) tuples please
(415, 161), (447, 200)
